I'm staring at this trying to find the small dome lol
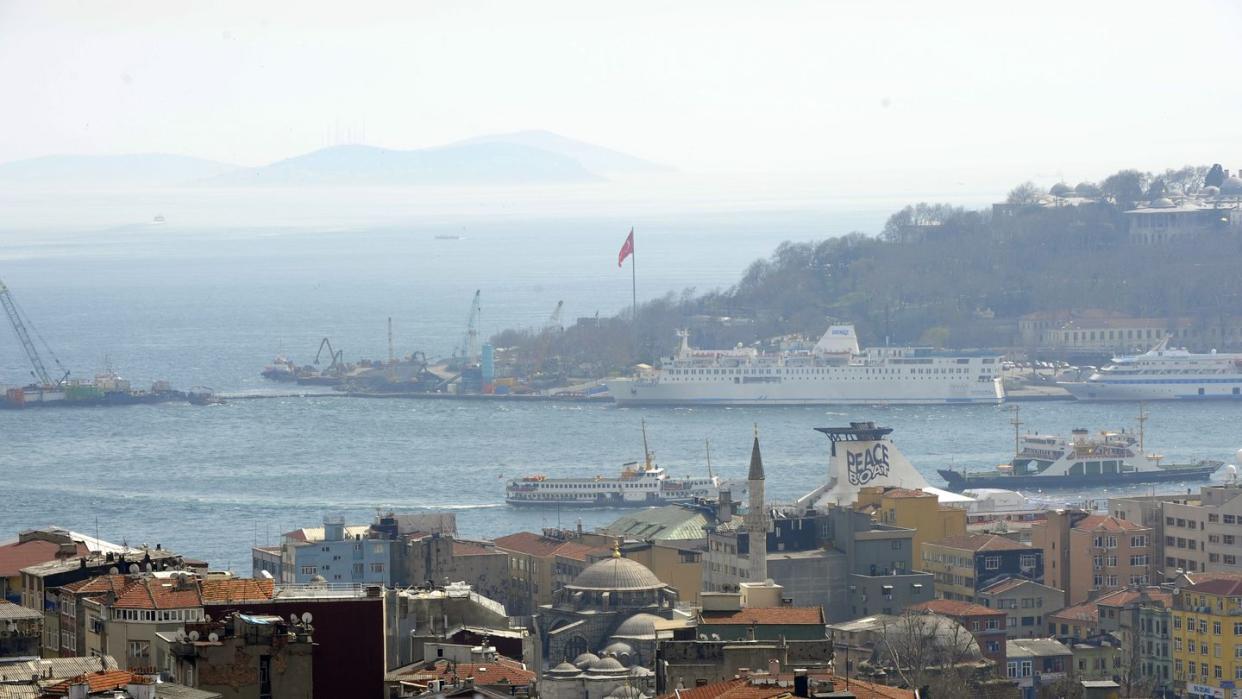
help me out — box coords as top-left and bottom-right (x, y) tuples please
(309, 574), (327, 584)
(607, 687), (647, 699)
(589, 656), (626, 672)
(1204, 185), (1221, 197)
(572, 652), (600, 669)
(1222, 177), (1242, 195)
(570, 556), (663, 591)
(613, 613), (663, 638)
(1149, 197), (1175, 208)
(548, 661), (582, 676)
(603, 641), (634, 656)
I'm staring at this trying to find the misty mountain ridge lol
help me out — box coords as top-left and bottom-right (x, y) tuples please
(0, 153), (240, 188)
(0, 132), (669, 189)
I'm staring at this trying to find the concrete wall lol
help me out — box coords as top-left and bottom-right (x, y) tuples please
(289, 536), (393, 586)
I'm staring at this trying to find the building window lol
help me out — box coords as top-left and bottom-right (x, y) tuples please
(984, 556), (1000, 570)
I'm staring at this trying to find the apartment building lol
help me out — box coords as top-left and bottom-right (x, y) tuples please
(976, 577), (1066, 639)
(922, 534), (1043, 603)
(1170, 577), (1242, 698)
(1032, 511), (1153, 606)
(854, 485), (967, 565)
(1111, 483), (1242, 581)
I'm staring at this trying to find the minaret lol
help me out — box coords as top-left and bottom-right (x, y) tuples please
(746, 426), (767, 584)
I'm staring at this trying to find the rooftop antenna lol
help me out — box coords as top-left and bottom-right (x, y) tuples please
(705, 438), (714, 480)
(1009, 405), (1022, 458)
(387, 317), (395, 366)
(1137, 402), (1148, 453)
(641, 418), (652, 471)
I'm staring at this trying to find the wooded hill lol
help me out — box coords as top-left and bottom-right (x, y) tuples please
(492, 165), (1242, 379)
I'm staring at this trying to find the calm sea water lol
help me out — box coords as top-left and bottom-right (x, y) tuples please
(2, 204), (1240, 570)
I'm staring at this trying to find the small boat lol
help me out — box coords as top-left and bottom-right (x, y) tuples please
(938, 407), (1222, 491)
(187, 387), (224, 406)
(260, 356), (299, 382)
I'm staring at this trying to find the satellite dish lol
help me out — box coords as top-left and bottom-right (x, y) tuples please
(289, 614), (298, 625)
(301, 612), (313, 624)
(208, 632), (219, 642)
(188, 631), (199, 641)
(259, 570), (273, 579)
(204, 614), (212, 622)
(128, 564), (139, 574)
(108, 567), (119, 575)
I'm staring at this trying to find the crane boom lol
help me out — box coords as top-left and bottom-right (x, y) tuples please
(0, 278), (54, 386)
(456, 290), (482, 364)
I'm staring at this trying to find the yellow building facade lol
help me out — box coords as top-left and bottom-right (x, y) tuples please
(855, 486), (966, 564)
(1171, 578), (1242, 698)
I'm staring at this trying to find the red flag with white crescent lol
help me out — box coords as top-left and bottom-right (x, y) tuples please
(617, 228), (634, 267)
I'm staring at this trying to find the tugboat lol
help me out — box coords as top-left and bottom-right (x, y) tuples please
(938, 406), (1223, 491)
(505, 421), (721, 507)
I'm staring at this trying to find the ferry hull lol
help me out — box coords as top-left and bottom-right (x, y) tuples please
(505, 495), (701, 508)
(937, 464), (1222, 492)
(1061, 381), (1242, 402)
(610, 378), (1004, 406)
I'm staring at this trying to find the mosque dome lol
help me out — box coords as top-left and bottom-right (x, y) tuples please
(570, 556), (663, 591)
(612, 613), (663, 638)
(548, 661), (582, 677)
(1221, 177), (1242, 195)
(589, 656), (626, 672)
(572, 652), (600, 669)
(1150, 197), (1175, 208)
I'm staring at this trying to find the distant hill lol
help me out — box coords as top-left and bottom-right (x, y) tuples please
(0, 153), (240, 188)
(451, 130), (672, 174)
(199, 141), (603, 187)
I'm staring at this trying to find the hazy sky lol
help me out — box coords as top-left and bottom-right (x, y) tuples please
(2, 0), (1240, 180)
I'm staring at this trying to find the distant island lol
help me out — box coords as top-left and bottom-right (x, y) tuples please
(0, 130), (670, 188)
(492, 164), (1242, 379)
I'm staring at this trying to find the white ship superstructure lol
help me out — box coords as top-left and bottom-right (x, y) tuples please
(609, 326), (1004, 406)
(1061, 338), (1242, 401)
(504, 462), (720, 507)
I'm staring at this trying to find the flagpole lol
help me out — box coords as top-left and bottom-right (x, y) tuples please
(631, 228), (638, 356)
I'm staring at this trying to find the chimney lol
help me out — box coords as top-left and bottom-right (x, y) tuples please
(768, 658), (780, 676)
(793, 668), (809, 698)
(67, 678), (89, 699)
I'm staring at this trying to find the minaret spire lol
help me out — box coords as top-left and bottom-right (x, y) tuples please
(746, 428), (768, 585)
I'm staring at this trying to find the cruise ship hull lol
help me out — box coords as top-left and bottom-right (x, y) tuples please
(505, 494), (702, 508)
(938, 464), (1221, 492)
(610, 378), (1004, 406)
(1061, 381), (1242, 401)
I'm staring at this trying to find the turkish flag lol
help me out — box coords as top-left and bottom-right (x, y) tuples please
(617, 228), (634, 267)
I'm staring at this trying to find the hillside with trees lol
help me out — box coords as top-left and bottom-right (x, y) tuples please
(491, 165), (1242, 380)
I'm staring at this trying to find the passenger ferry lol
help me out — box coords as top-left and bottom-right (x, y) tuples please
(1060, 338), (1242, 401)
(608, 326), (1005, 406)
(504, 423), (721, 507)
(938, 424), (1222, 491)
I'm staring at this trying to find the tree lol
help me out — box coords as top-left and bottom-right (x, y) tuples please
(1145, 178), (1166, 201)
(1100, 169), (1149, 209)
(1206, 163), (1226, 188)
(1074, 181), (1101, 197)
(1006, 182), (1042, 207)
(876, 611), (985, 695)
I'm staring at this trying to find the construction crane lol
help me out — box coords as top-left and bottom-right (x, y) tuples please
(544, 300), (564, 330)
(0, 277), (67, 387)
(314, 337), (344, 373)
(454, 290), (482, 366)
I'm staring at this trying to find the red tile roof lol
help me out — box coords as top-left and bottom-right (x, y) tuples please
(400, 657), (534, 686)
(909, 599), (1003, 618)
(1073, 515), (1146, 532)
(43, 670), (136, 695)
(883, 488), (935, 499)
(0, 539), (88, 577)
(112, 576), (203, 610)
(58, 574), (135, 597)
(927, 533), (1030, 552)
(552, 541), (611, 562)
(200, 577), (275, 603)
(1050, 601), (1099, 624)
(699, 607), (824, 625)
(493, 532), (568, 557)
(661, 674), (913, 699)
(1185, 578), (1242, 597)
(452, 540), (500, 556)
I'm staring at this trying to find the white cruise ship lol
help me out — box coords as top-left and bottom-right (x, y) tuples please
(608, 326), (1005, 406)
(1061, 338), (1242, 401)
